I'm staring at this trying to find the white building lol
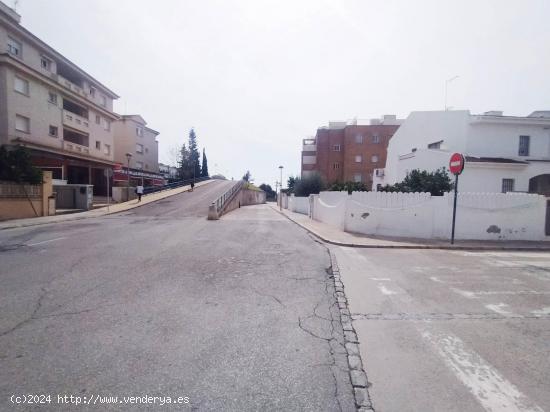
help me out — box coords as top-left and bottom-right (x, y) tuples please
(374, 110), (550, 194)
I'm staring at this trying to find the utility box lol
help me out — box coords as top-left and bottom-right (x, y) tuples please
(54, 184), (94, 210)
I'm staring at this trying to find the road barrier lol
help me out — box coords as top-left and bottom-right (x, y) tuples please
(142, 176), (211, 195)
(208, 180), (245, 220)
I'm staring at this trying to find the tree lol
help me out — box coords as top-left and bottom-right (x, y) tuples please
(294, 172), (325, 197)
(242, 170), (251, 182)
(379, 168), (453, 196)
(201, 148), (209, 177)
(178, 143), (192, 180)
(329, 181), (369, 194)
(287, 176), (297, 194)
(0, 145), (42, 184)
(259, 183), (276, 200)
(188, 128), (201, 179)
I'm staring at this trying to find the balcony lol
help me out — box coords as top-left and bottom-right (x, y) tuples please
(62, 140), (90, 155)
(62, 110), (89, 133)
(302, 143), (316, 152)
(57, 74), (88, 99)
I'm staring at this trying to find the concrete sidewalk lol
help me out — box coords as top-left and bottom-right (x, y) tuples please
(0, 179), (214, 231)
(273, 205), (550, 251)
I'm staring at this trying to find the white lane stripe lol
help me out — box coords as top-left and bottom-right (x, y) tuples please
(485, 303), (515, 316)
(378, 284), (397, 295)
(452, 288), (550, 299)
(531, 307), (550, 316)
(27, 237), (66, 246)
(370, 277), (391, 281)
(423, 331), (543, 412)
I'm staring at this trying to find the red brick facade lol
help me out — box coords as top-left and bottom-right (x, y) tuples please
(301, 124), (400, 189)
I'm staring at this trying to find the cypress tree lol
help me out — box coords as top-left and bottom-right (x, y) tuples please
(201, 148), (209, 177)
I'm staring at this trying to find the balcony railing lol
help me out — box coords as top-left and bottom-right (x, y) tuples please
(63, 110), (89, 133)
(302, 144), (317, 152)
(63, 140), (90, 155)
(57, 75), (88, 98)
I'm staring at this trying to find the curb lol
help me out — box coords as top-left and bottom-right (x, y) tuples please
(273, 207), (550, 252)
(329, 250), (374, 411)
(0, 180), (214, 231)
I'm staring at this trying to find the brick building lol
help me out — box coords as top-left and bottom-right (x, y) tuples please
(301, 115), (403, 189)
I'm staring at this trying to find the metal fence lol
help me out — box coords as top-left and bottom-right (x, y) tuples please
(142, 176), (211, 195)
(212, 180), (245, 215)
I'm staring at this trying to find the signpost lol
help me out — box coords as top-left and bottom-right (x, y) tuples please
(449, 153), (465, 244)
(103, 168), (113, 211)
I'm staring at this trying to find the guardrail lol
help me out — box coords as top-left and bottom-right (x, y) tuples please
(143, 176), (211, 195)
(208, 180), (245, 220)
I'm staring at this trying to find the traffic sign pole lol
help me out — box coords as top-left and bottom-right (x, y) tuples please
(448, 153), (465, 245)
(451, 173), (458, 244)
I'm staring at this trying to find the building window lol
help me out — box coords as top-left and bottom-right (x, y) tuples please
(145, 147), (149, 153)
(48, 91), (57, 105)
(371, 155), (379, 163)
(355, 135), (363, 144)
(15, 114), (30, 133)
(518, 135), (530, 156)
(7, 37), (22, 57)
(502, 178), (515, 193)
(355, 155), (362, 163)
(89, 87), (96, 97)
(14, 76), (29, 95)
(48, 125), (58, 137)
(333, 162), (340, 169)
(95, 115), (101, 124)
(333, 144), (341, 151)
(145, 164), (149, 170)
(95, 141), (101, 150)
(100, 95), (107, 107)
(102, 118), (110, 131)
(428, 140), (443, 149)
(136, 161), (144, 169)
(136, 143), (144, 154)
(40, 56), (52, 71)
(373, 135), (380, 144)
(136, 127), (143, 137)
(354, 173), (362, 182)
(104, 144), (111, 155)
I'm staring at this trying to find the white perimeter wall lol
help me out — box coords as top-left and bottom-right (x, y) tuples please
(287, 195), (310, 215)
(311, 191), (548, 241)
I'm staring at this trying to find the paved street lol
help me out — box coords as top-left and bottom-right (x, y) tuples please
(335, 247), (550, 412)
(0, 183), (355, 411)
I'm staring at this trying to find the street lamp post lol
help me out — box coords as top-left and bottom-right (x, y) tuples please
(278, 165), (283, 211)
(444, 75), (459, 111)
(125, 152), (132, 201)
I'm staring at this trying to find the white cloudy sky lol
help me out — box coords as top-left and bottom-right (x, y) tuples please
(17, 0), (550, 187)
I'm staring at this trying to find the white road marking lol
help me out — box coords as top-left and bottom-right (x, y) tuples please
(531, 307), (550, 316)
(370, 277), (391, 281)
(27, 237), (66, 247)
(485, 303), (514, 316)
(452, 288), (550, 299)
(378, 284), (397, 295)
(423, 331), (544, 412)
(431, 276), (463, 285)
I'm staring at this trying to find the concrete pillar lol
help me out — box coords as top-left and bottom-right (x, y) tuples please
(41, 171), (53, 216)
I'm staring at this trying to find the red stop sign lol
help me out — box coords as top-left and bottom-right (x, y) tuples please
(449, 153), (465, 175)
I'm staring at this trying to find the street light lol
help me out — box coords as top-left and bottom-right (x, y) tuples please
(278, 165), (283, 211)
(125, 152), (132, 201)
(444, 75), (459, 111)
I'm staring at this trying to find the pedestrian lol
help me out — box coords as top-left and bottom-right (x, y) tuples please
(190, 181), (195, 192)
(136, 184), (144, 202)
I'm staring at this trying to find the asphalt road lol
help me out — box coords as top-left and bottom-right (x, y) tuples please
(0, 185), (355, 411)
(334, 247), (550, 412)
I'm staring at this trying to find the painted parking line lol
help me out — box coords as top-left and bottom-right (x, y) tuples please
(27, 237), (66, 247)
(423, 330), (544, 412)
(452, 288), (550, 299)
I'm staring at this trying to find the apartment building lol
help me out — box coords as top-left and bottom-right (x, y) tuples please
(112, 115), (163, 187)
(159, 163), (178, 181)
(301, 115), (403, 189)
(0, 2), (119, 195)
(374, 110), (550, 194)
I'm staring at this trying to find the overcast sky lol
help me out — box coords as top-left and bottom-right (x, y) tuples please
(16, 0), (550, 187)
